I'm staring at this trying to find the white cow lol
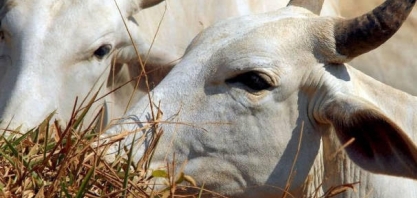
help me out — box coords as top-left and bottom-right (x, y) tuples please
(0, 0), (172, 132)
(104, 0), (417, 197)
(0, 0), (339, 132)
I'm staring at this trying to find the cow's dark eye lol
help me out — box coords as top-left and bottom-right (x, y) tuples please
(94, 44), (112, 59)
(226, 71), (272, 91)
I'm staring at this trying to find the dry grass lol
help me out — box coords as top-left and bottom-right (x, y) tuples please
(0, 104), (359, 198)
(0, 93), (203, 198)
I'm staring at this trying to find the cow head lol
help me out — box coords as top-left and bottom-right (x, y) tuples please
(0, 0), (178, 132)
(104, 0), (417, 197)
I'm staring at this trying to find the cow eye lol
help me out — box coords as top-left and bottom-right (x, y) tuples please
(226, 71), (272, 91)
(93, 44), (112, 59)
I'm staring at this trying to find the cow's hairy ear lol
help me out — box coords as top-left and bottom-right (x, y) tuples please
(322, 94), (417, 179)
(111, 44), (179, 92)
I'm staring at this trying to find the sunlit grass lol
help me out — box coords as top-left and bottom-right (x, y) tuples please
(0, 93), (204, 198)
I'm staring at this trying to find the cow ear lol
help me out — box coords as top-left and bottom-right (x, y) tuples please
(322, 94), (417, 179)
(112, 44), (179, 92)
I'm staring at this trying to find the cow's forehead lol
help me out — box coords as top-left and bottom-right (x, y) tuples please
(3, 0), (122, 30)
(172, 7), (320, 86)
(6, 0), (117, 22)
(185, 6), (318, 71)
(2, 0), (124, 57)
(189, 6), (314, 54)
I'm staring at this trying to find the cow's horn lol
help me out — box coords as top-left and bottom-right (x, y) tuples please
(287, 0), (325, 15)
(334, 0), (416, 59)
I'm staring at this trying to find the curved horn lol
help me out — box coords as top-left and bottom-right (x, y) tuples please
(287, 0), (325, 15)
(334, 0), (416, 59)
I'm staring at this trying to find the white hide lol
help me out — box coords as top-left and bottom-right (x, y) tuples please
(0, 0), (339, 132)
(104, 4), (417, 198)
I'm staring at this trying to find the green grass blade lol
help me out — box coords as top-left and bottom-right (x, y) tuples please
(2, 130), (31, 150)
(43, 121), (50, 160)
(0, 150), (16, 167)
(75, 166), (95, 198)
(122, 132), (137, 197)
(2, 136), (19, 157)
(61, 180), (72, 198)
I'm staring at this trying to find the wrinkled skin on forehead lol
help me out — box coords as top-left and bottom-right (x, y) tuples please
(105, 4), (417, 198)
